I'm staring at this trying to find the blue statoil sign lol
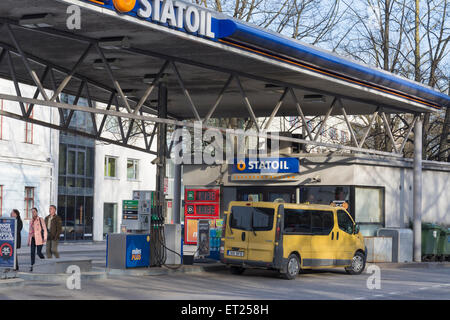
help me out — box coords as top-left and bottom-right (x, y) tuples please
(81, 0), (218, 39)
(231, 158), (300, 174)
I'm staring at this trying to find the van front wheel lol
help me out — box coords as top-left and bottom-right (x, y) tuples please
(281, 254), (300, 280)
(345, 252), (366, 275)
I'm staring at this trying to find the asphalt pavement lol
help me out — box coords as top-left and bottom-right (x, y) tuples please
(2, 241), (450, 300)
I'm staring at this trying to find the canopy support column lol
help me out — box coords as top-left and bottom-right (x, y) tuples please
(173, 160), (182, 225)
(413, 117), (423, 262)
(156, 81), (168, 222)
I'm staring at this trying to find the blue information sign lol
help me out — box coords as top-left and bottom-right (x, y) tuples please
(0, 218), (16, 269)
(231, 158), (300, 174)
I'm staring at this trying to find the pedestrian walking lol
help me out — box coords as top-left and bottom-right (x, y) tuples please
(10, 209), (22, 271)
(45, 205), (62, 259)
(27, 208), (47, 272)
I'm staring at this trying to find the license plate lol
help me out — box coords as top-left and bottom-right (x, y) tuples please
(227, 250), (244, 257)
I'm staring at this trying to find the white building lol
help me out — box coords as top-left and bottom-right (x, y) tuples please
(93, 141), (157, 241)
(0, 79), (59, 247)
(0, 79), (157, 244)
(57, 95), (157, 242)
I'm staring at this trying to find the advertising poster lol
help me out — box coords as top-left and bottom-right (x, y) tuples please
(185, 219), (199, 245)
(215, 219), (224, 228)
(0, 218), (16, 269)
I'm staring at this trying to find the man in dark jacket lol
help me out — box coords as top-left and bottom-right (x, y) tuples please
(45, 205), (62, 259)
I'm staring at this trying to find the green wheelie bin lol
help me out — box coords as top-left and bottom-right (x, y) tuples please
(422, 223), (442, 261)
(437, 227), (450, 261)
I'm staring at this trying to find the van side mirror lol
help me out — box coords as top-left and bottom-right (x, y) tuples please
(354, 224), (360, 234)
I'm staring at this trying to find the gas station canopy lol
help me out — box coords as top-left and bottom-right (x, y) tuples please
(1, 0), (449, 121)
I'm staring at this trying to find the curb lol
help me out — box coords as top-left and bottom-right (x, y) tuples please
(106, 264), (228, 277)
(12, 264), (227, 282)
(17, 271), (107, 282)
(368, 262), (450, 269)
(0, 278), (25, 288)
(17, 250), (106, 257)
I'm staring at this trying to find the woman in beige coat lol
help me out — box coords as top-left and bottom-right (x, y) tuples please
(27, 208), (47, 272)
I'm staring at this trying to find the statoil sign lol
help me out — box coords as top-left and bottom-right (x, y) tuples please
(231, 158), (300, 174)
(83, 0), (216, 39)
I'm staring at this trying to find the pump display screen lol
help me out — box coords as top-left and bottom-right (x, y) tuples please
(196, 205), (217, 215)
(186, 189), (220, 202)
(184, 187), (220, 244)
(185, 204), (218, 216)
(184, 188), (220, 218)
(196, 191), (217, 201)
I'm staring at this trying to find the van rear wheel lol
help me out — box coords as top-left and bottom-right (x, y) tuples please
(281, 254), (300, 280)
(230, 266), (245, 275)
(345, 252), (366, 275)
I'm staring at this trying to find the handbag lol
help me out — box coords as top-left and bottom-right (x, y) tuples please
(38, 218), (45, 241)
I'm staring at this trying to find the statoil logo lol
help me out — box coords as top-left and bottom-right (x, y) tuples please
(87, 0), (216, 39)
(112, 0), (136, 12)
(236, 160), (246, 171)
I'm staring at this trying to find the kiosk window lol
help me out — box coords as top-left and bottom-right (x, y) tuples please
(252, 207), (274, 231)
(337, 210), (354, 234)
(311, 211), (334, 235)
(284, 209), (311, 234)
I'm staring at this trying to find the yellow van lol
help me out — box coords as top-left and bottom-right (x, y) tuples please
(220, 201), (366, 279)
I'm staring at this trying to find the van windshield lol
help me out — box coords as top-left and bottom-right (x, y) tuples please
(230, 206), (275, 231)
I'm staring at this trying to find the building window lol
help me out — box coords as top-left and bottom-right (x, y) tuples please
(307, 120), (313, 132)
(104, 156), (117, 178)
(341, 131), (349, 143)
(354, 187), (384, 235)
(24, 104), (33, 144)
(24, 187), (35, 219)
(127, 159), (139, 180)
(329, 127), (338, 140)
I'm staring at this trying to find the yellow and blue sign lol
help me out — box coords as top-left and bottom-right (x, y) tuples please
(231, 158), (300, 174)
(125, 234), (150, 268)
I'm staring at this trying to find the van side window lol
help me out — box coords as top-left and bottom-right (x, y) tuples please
(230, 206), (275, 231)
(230, 206), (252, 231)
(311, 211), (334, 235)
(284, 209), (311, 234)
(337, 210), (354, 234)
(253, 207), (274, 231)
